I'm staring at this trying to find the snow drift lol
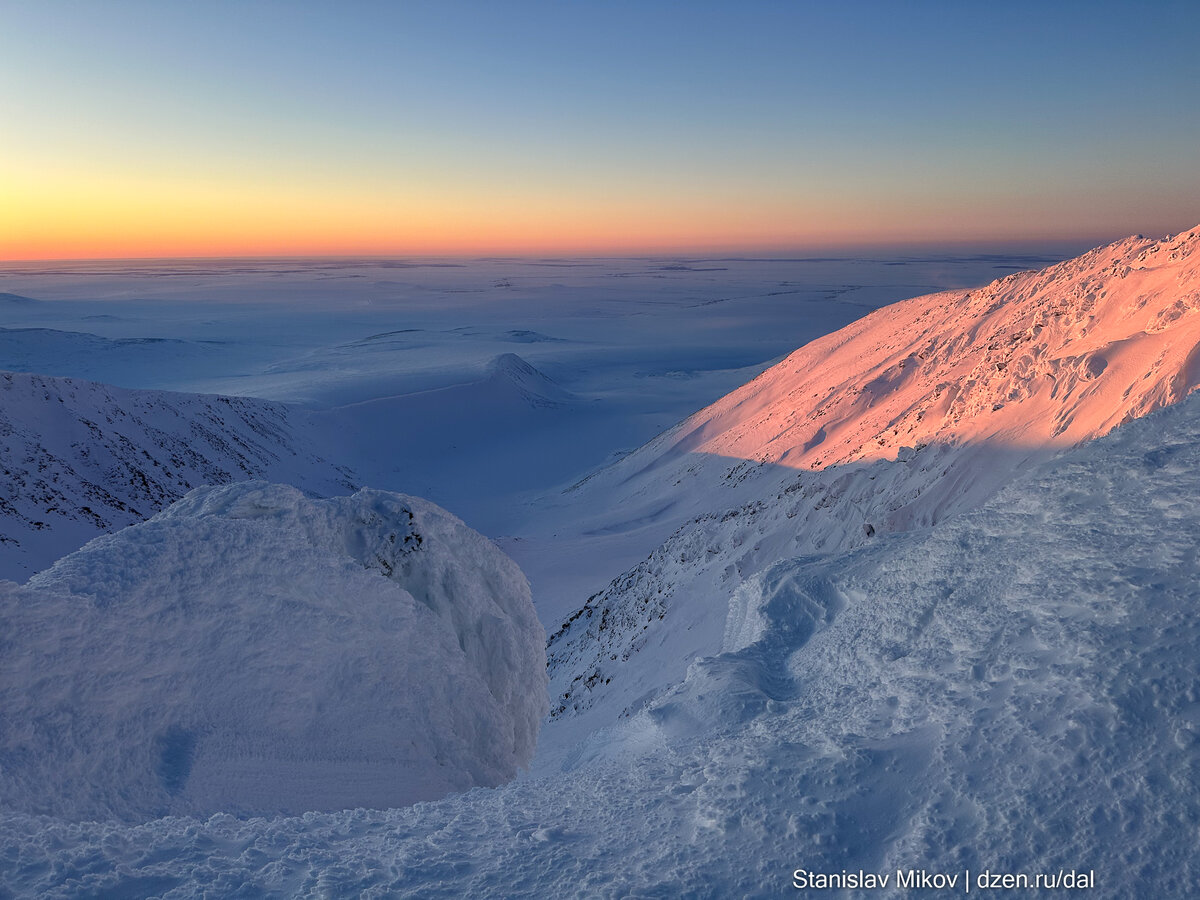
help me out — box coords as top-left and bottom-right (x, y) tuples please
(0, 482), (548, 821)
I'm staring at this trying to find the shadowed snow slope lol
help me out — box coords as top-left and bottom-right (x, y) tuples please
(0, 482), (547, 821)
(486, 352), (576, 408)
(542, 226), (1200, 734)
(4, 363), (1199, 897)
(0, 372), (357, 581)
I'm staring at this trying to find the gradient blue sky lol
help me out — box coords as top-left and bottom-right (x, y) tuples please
(2, 0), (1198, 257)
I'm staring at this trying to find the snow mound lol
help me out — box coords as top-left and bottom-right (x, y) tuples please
(0, 482), (547, 821)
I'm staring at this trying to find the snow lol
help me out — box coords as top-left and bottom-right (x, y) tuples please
(0, 482), (547, 821)
(0, 252), (1067, 553)
(3, 376), (1199, 897)
(0, 371), (356, 581)
(2, 231), (1199, 896)
(541, 229), (1200, 551)
(540, 226), (1200, 742)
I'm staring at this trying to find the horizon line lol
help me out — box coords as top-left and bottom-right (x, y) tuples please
(0, 235), (1133, 267)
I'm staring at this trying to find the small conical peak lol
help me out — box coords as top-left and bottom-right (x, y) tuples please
(486, 352), (574, 407)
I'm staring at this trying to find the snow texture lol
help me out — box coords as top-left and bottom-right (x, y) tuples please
(0, 482), (547, 821)
(0, 251), (1053, 563)
(2, 360), (1199, 898)
(545, 228), (1200, 566)
(619, 227), (1200, 474)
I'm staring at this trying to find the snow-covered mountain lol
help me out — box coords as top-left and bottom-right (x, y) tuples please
(629, 228), (1200, 473)
(0, 482), (546, 820)
(4, 228), (1200, 896)
(546, 225), (1200, 740)
(0, 372), (356, 580)
(6, 345), (1199, 898)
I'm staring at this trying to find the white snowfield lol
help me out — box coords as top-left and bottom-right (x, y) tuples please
(0, 483), (547, 821)
(2, 361), (1198, 898)
(542, 228), (1200, 569)
(619, 227), (1200, 475)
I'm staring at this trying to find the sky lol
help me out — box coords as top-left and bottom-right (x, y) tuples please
(1, 0), (1198, 259)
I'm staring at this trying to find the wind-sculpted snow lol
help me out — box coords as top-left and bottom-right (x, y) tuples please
(0, 371), (355, 580)
(546, 225), (1200, 728)
(0, 483), (547, 821)
(4, 379), (1199, 897)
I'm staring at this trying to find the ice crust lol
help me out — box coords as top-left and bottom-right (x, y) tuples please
(0, 482), (547, 821)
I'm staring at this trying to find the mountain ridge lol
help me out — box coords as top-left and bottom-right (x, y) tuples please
(543, 224), (1200, 738)
(592, 225), (1200, 490)
(0, 371), (356, 580)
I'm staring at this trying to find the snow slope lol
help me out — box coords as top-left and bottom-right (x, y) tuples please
(0, 326), (231, 389)
(531, 229), (1200, 578)
(0, 253), (1062, 532)
(542, 226), (1200, 738)
(605, 227), (1200, 480)
(2, 233), (1197, 895)
(309, 352), (597, 533)
(0, 482), (547, 821)
(0, 372), (355, 581)
(4, 354), (1198, 898)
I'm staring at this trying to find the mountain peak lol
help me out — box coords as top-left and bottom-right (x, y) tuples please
(486, 352), (574, 407)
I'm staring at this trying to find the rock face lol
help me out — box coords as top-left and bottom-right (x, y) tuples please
(0, 482), (548, 821)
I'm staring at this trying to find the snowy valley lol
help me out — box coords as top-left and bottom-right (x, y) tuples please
(2, 231), (1200, 897)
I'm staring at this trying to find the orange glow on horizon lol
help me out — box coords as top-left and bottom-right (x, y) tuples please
(1, 159), (1131, 261)
(0, 208), (1117, 262)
